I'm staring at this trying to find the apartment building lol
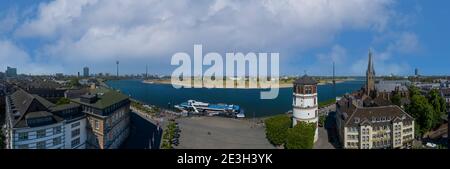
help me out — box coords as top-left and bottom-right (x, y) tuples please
(71, 88), (130, 149)
(336, 96), (415, 149)
(5, 89), (86, 149)
(5, 86), (131, 149)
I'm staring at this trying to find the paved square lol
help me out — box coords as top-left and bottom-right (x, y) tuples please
(176, 117), (275, 149)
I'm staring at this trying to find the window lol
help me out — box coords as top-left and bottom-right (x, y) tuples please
(37, 141), (46, 149)
(53, 127), (61, 134)
(17, 144), (29, 149)
(94, 120), (99, 130)
(72, 128), (80, 138)
(18, 132), (28, 141)
(71, 138), (80, 148)
(37, 129), (46, 138)
(305, 87), (312, 94)
(53, 137), (61, 146)
(71, 122), (80, 128)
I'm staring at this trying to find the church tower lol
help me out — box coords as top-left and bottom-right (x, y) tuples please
(366, 50), (376, 96)
(292, 75), (319, 142)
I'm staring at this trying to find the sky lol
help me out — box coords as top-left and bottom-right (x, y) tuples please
(0, 0), (449, 76)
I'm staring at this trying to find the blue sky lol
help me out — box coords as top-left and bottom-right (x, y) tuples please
(0, 0), (449, 76)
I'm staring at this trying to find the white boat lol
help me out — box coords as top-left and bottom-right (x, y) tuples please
(175, 100), (245, 118)
(187, 100), (209, 107)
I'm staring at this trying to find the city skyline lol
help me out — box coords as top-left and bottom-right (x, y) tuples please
(0, 0), (450, 76)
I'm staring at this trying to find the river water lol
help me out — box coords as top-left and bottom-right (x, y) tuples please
(106, 79), (365, 117)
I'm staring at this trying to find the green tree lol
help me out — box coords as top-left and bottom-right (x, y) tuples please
(406, 95), (435, 136)
(264, 115), (291, 146)
(390, 92), (402, 107)
(56, 97), (71, 105)
(285, 122), (316, 149)
(409, 86), (421, 98)
(427, 89), (446, 128)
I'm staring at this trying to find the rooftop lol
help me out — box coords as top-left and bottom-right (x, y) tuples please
(375, 83), (408, 93)
(71, 87), (129, 109)
(294, 75), (318, 85)
(337, 96), (414, 127)
(7, 89), (80, 128)
(25, 111), (53, 119)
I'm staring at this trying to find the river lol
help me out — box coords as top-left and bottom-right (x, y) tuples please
(106, 79), (365, 117)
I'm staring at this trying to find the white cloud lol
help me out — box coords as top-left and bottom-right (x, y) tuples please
(0, 40), (30, 66)
(0, 40), (63, 74)
(13, 0), (395, 67)
(316, 45), (347, 65)
(373, 31), (421, 56)
(15, 0), (97, 38)
(391, 32), (420, 54)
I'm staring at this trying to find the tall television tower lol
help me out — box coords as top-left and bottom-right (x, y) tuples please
(333, 62), (336, 85)
(116, 61), (119, 77)
(333, 61), (336, 99)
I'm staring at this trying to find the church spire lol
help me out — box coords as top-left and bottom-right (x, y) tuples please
(367, 49), (375, 75)
(366, 49), (376, 96)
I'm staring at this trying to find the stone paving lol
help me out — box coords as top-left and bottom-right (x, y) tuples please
(175, 116), (275, 149)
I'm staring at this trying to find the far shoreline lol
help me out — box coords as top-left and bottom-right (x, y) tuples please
(141, 78), (354, 89)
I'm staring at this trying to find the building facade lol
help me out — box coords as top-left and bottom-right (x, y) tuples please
(71, 88), (130, 149)
(83, 67), (89, 77)
(4, 86), (130, 149)
(292, 75), (319, 142)
(6, 67), (17, 77)
(5, 89), (86, 149)
(336, 97), (415, 149)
